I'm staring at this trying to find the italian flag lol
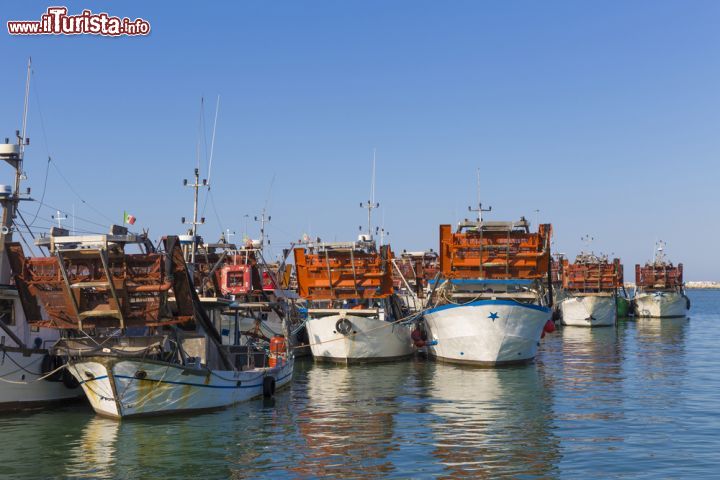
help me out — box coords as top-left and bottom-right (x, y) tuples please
(123, 211), (136, 225)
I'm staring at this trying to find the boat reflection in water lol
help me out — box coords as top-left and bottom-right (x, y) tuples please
(554, 326), (623, 386)
(631, 317), (687, 386)
(634, 318), (687, 352)
(65, 417), (119, 479)
(427, 363), (559, 478)
(291, 362), (411, 478)
(542, 325), (626, 461)
(64, 408), (263, 479)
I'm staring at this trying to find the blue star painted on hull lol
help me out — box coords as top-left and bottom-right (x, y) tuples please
(488, 312), (499, 320)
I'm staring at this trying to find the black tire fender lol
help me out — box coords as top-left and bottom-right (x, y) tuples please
(263, 376), (276, 398)
(40, 354), (64, 382)
(335, 318), (353, 336)
(61, 369), (80, 389)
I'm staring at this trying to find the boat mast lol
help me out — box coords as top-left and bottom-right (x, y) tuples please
(255, 209), (270, 251)
(654, 240), (666, 265)
(52, 210), (67, 228)
(254, 173), (275, 252)
(360, 148), (379, 238)
(0, 58), (32, 281)
(182, 168), (206, 264)
(378, 208), (388, 246)
(467, 168), (491, 223)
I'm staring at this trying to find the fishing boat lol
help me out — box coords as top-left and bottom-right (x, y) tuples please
(292, 151), (413, 363)
(549, 253), (566, 321)
(0, 60), (82, 411)
(294, 237), (413, 363)
(392, 249), (439, 314)
(189, 233), (299, 348)
(9, 232), (293, 418)
(177, 169), (303, 352)
(616, 290), (631, 318)
(422, 209), (555, 366)
(559, 253), (623, 327)
(633, 242), (689, 318)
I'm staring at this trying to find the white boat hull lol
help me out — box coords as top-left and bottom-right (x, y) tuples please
(0, 350), (82, 410)
(423, 300), (550, 366)
(306, 314), (413, 363)
(0, 289), (81, 410)
(634, 292), (688, 318)
(560, 295), (616, 327)
(67, 357), (294, 418)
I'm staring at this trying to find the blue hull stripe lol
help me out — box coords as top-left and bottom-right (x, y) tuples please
(425, 299), (550, 315)
(80, 370), (293, 389)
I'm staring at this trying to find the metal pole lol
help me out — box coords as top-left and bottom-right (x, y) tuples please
(191, 168), (199, 264)
(20, 57), (31, 157)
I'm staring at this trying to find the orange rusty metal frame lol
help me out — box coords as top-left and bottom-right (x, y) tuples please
(562, 258), (624, 291)
(7, 240), (193, 329)
(635, 263), (683, 289)
(439, 223), (552, 280)
(294, 245), (394, 300)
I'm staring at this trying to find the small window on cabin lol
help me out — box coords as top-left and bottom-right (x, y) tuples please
(0, 299), (14, 326)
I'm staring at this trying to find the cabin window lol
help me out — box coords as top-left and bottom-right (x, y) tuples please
(0, 299), (14, 326)
(227, 272), (245, 288)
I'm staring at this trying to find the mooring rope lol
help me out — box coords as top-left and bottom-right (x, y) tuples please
(0, 358), (66, 384)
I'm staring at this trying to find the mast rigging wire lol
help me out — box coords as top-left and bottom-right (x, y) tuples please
(29, 66), (114, 227)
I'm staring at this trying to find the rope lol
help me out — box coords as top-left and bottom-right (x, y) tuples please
(115, 339), (157, 405)
(49, 163), (115, 225)
(121, 360), (174, 408)
(27, 200), (110, 230)
(0, 349), (43, 375)
(204, 189), (225, 234)
(290, 319), (308, 336)
(68, 362), (114, 401)
(27, 157), (51, 228)
(35, 362), (67, 381)
(30, 70), (114, 227)
(440, 285), (484, 306)
(435, 281), (548, 309)
(210, 370), (264, 383)
(12, 219), (37, 257)
(0, 353), (66, 384)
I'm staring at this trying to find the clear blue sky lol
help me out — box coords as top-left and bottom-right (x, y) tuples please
(2, 1), (719, 280)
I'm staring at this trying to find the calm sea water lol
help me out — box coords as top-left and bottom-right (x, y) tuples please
(1, 290), (719, 479)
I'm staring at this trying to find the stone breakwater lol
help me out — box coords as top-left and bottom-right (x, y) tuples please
(685, 282), (720, 289)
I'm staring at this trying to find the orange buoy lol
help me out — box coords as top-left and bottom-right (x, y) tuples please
(269, 335), (287, 368)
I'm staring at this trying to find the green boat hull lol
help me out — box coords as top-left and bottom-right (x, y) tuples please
(616, 296), (630, 317)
